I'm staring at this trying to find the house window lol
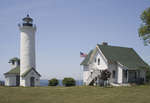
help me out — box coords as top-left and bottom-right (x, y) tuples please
(95, 58), (96, 63)
(124, 70), (127, 78)
(98, 58), (100, 65)
(134, 72), (137, 79)
(113, 70), (116, 78)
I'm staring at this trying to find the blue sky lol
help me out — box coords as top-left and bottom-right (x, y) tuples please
(0, 0), (150, 80)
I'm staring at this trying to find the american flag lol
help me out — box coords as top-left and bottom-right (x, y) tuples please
(80, 52), (87, 57)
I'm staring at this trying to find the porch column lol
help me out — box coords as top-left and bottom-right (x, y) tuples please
(117, 66), (123, 84)
(127, 70), (129, 83)
(136, 71), (139, 79)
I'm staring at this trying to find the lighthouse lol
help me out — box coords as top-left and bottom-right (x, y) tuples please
(19, 15), (41, 87)
(4, 15), (41, 87)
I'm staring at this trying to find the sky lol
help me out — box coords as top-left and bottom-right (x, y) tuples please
(0, 0), (150, 80)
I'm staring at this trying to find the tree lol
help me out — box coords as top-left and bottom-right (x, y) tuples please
(101, 69), (111, 81)
(48, 78), (59, 86)
(62, 77), (76, 87)
(100, 69), (111, 86)
(139, 8), (150, 46)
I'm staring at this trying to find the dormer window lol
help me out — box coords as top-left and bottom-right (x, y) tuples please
(98, 58), (100, 65)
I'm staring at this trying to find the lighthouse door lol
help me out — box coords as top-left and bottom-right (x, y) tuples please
(16, 75), (20, 86)
(30, 77), (35, 87)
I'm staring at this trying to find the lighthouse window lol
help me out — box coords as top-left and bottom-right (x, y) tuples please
(98, 58), (100, 65)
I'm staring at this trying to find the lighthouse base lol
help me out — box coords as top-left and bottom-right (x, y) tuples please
(20, 68), (41, 87)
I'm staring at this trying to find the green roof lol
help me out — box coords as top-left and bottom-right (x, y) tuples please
(21, 68), (41, 77)
(9, 57), (20, 63)
(4, 66), (41, 77)
(80, 50), (93, 66)
(98, 44), (149, 69)
(4, 66), (20, 75)
(81, 44), (149, 70)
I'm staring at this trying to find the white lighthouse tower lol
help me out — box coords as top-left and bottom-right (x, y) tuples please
(19, 15), (41, 87)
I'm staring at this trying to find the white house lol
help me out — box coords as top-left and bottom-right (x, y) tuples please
(4, 15), (41, 87)
(81, 42), (149, 86)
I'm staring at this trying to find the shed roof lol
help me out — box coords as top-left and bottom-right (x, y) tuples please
(4, 66), (20, 75)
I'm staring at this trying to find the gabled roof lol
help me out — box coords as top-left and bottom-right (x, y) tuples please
(9, 57), (20, 62)
(97, 44), (149, 69)
(21, 68), (41, 77)
(81, 44), (149, 70)
(4, 66), (20, 75)
(4, 66), (41, 77)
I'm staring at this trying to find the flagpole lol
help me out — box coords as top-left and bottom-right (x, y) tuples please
(79, 55), (81, 86)
(80, 51), (87, 86)
(79, 64), (82, 86)
(79, 52), (82, 86)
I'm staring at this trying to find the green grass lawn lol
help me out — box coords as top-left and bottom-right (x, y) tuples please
(0, 86), (150, 103)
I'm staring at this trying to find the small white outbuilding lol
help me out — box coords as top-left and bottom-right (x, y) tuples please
(4, 57), (41, 86)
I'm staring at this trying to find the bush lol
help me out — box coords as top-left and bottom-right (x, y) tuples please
(100, 69), (111, 86)
(48, 78), (59, 86)
(62, 77), (76, 87)
(101, 69), (111, 81)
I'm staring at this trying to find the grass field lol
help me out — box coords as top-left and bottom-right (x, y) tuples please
(0, 86), (150, 103)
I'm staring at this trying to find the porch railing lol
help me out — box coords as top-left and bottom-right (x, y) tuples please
(86, 64), (100, 85)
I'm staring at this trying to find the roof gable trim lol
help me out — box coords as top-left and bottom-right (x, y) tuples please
(21, 68), (41, 77)
(96, 45), (108, 65)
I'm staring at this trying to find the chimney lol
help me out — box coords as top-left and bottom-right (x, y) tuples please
(102, 42), (108, 45)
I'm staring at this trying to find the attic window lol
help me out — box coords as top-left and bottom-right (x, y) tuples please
(98, 58), (100, 65)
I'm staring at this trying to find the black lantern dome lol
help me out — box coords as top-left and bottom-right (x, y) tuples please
(22, 14), (33, 26)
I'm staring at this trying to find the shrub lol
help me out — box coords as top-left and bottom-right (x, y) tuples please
(100, 69), (111, 86)
(48, 78), (59, 86)
(62, 77), (76, 87)
(101, 69), (111, 81)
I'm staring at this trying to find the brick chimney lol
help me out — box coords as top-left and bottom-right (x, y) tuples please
(102, 42), (108, 45)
